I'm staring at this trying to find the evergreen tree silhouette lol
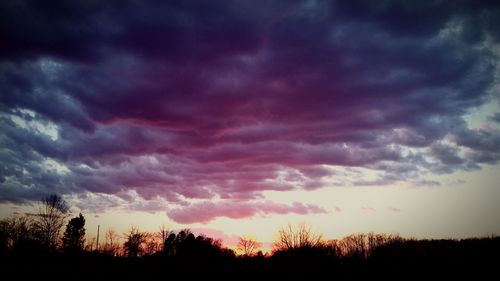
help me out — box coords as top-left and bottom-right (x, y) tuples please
(62, 213), (86, 253)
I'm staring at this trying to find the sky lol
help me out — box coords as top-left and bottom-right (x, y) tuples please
(1, 0), (500, 249)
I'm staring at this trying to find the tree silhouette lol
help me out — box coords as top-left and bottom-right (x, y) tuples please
(32, 194), (69, 250)
(163, 232), (177, 256)
(123, 227), (146, 258)
(333, 232), (402, 259)
(157, 225), (173, 255)
(175, 230), (196, 257)
(274, 223), (322, 251)
(0, 215), (38, 254)
(237, 236), (262, 256)
(143, 232), (161, 255)
(62, 213), (86, 253)
(102, 228), (121, 256)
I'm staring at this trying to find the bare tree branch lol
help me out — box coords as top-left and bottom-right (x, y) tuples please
(237, 236), (262, 256)
(274, 222), (322, 251)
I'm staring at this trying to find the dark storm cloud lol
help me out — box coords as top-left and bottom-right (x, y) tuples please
(1, 0), (499, 222)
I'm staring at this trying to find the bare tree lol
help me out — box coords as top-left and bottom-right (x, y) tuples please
(336, 232), (402, 259)
(0, 215), (36, 253)
(84, 236), (96, 252)
(237, 236), (262, 256)
(32, 194), (70, 250)
(323, 239), (342, 258)
(339, 233), (368, 258)
(143, 232), (162, 255)
(274, 222), (322, 251)
(158, 225), (173, 244)
(366, 232), (402, 256)
(157, 225), (174, 255)
(102, 228), (121, 256)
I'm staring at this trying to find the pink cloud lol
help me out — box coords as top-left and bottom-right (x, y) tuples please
(192, 228), (240, 247)
(168, 200), (328, 224)
(2, 0), (498, 213)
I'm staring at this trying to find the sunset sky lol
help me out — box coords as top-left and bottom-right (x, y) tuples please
(1, 0), (500, 249)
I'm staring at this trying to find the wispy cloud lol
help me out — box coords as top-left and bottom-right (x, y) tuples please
(168, 201), (327, 224)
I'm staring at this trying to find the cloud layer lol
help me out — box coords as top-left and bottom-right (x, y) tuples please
(169, 201), (327, 224)
(1, 0), (500, 223)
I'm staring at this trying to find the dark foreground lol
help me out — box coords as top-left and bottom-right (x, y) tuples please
(3, 237), (499, 280)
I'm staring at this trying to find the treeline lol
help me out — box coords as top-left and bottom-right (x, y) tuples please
(0, 195), (234, 259)
(0, 213), (234, 259)
(0, 195), (73, 254)
(1, 195), (499, 279)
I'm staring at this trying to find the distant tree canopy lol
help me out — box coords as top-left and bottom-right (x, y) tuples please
(62, 213), (86, 253)
(165, 229), (234, 258)
(119, 227), (234, 258)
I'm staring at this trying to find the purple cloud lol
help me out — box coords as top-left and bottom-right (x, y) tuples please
(0, 1), (499, 221)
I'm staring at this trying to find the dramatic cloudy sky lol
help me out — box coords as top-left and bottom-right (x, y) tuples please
(1, 0), (500, 245)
